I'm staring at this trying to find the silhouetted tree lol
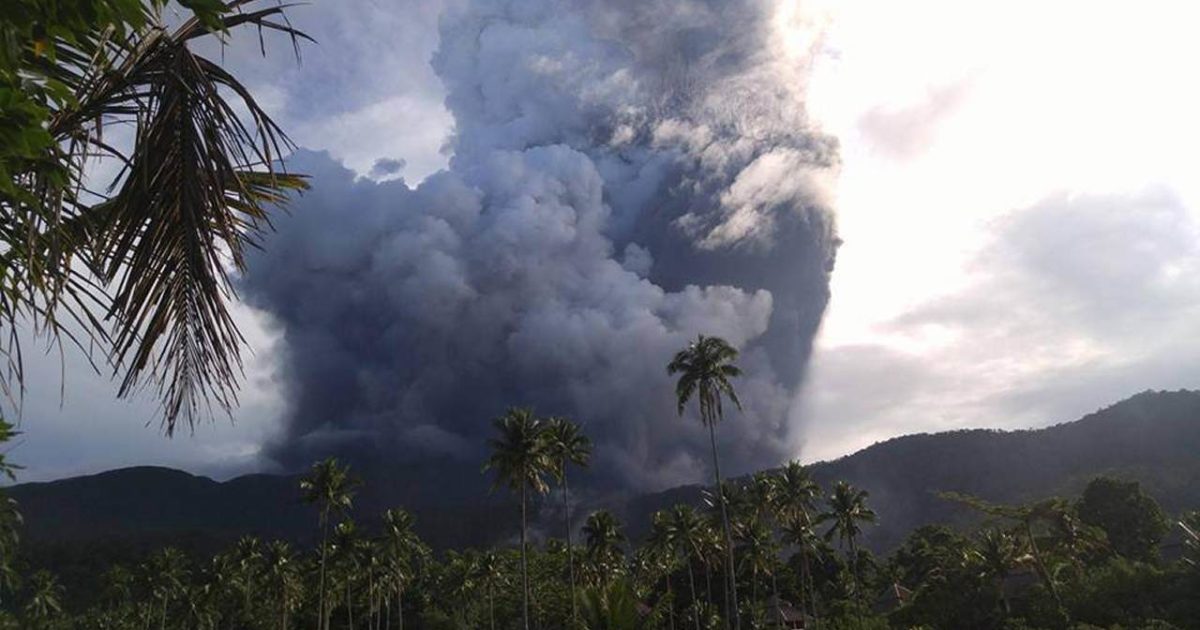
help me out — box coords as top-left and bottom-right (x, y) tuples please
(820, 481), (876, 600)
(669, 334), (744, 630)
(484, 407), (552, 630)
(300, 457), (359, 630)
(1077, 476), (1168, 562)
(543, 415), (592, 622)
(584, 510), (627, 588)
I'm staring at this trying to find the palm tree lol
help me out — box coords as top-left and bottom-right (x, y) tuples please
(381, 508), (426, 630)
(0, 493), (20, 605)
(22, 571), (63, 630)
(0, 2), (310, 431)
(146, 547), (189, 630)
(668, 334), (744, 630)
(1182, 511), (1200, 569)
(940, 492), (1068, 615)
(772, 461), (820, 618)
(969, 529), (1019, 615)
(695, 520), (724, 608)
(359, 539), (388, 630)
(331, 519), (363, 629)
(440, 551), (478, 628)
(300, 458), (359, 630)
(662, 505), (707, 630)
(483, 407), (553, 630)
(189, 581), (223, 630)
(230, 535), (264, 624)
(772, 463), (819, 528)
(473, 550), (506, 630)
(819, 482), (876, 600)
(584, 510), (628, 588)
(264, 540), (302, 630)
(747, 473), (778, 525)
(735, 520), (779, 616)
(578, 579), (647, 630)
(0, 420), (21, 606)
(643, 518), (681, 630)
(101, 565), (136, 610)
(542, 415), (592, 622)
(780, 518), (823, 625)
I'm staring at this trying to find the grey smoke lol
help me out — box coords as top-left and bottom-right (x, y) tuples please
(241, 0), (840, 491)
(369, 157), (407, 179)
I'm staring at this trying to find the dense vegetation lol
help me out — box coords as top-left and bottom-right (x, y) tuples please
(1, 416), (1197, 629)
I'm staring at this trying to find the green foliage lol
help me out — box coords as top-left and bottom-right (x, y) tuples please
(484, 408), (553, 495)
(2, 469), (1198, 630)
(667, 334), (742, 427)
(583, 510), (627, 588)
(1181, 511), (1200, 569)
(1077, 477), (1169, 562)
(0, 0), (308, 431)
(0, 419), (20, 604)
(579, 579), (646, 630)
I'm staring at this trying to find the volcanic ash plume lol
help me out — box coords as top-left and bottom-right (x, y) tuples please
(241, 0), (840, 491)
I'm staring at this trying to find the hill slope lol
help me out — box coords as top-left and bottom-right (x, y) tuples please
(616, 389), (1200, 549)
(10, 390), (1200, 557)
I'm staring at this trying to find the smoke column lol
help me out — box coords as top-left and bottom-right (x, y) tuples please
(241, 0), (840, 492)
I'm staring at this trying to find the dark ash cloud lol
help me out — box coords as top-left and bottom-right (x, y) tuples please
(242, 0), (840, 491)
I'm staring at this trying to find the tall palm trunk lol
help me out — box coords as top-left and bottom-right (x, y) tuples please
(666, 573), (676, 630)
(489, 581), (497, 630)
(688, 561), (701, 630)
(319, 507), (330, 630)
(396, 587), (404, 630)
(346, 580), (354, 629)
(849, 534), (867, 626)
(521, 483), (531, 630)
(563, 465), (578, 624)
(368, 573), (375, 630)
(848, 534), (860, 605)
(751, 568), (758, 612)
(771, 572), (781, 630)
(1023, 520), (1064, 613)
(705, 563), (713, 605)
(799, 544), (813, 618)
(709, 423), (740, 630)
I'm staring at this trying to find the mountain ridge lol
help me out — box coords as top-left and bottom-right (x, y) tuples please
(10, 389), (1200, 555)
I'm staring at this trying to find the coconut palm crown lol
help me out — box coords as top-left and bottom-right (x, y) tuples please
(667, 334), (743, 426)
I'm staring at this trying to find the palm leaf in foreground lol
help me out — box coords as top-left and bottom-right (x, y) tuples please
(5, 1), (311, 434)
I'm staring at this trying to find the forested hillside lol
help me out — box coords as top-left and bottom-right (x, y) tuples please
(12, 390), (1199, 558)
(625, 390), (1200, 550)
(6, 390), (1199, 627)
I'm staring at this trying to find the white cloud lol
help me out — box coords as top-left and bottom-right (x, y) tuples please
(799, 190), (1200, 462)
(6, 302), (287, 482)
(793, 0), (1200, 462)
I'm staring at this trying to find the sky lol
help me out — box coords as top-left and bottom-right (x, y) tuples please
(6, 0), (1200, 484)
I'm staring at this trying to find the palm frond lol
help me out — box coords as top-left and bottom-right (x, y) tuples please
(77, 6), (309, 433)
(2, 1), (309, 433)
